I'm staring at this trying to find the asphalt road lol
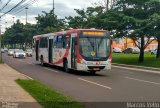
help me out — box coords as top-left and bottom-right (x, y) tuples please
(2, 53), (160, 103)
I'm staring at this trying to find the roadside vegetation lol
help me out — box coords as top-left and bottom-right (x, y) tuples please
(112, 53), (160, 68)
(1, 0), (160, 63)
(0, 59), (3, 64)
(16, 79), (85, 108)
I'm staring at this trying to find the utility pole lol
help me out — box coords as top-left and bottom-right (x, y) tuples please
(5, 21), (7, 29)
(25, 7), (28, 24)
(0, 0), (2, 62)
(53, 0), (55, 16)
(12, 16), (15, 24)
(0, 17), (2, 62)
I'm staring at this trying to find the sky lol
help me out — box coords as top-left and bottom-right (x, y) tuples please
(0, 0), (98, 33)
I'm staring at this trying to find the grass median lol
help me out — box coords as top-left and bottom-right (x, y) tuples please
(0, 59), (3, 63)
(112, 53), (160, 68)
(16, 79), (85, 108)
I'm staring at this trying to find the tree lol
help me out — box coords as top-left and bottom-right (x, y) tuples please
(146, 13), (160, 58)
(111, 0), (160, 62)
(66, 6), (104, 29)
(36, 10), (65, 34)
(3, 20), (36, 49)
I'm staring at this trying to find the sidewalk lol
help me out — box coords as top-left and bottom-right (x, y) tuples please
(0, 64), (41, 108)
(112, 63), (160, 74)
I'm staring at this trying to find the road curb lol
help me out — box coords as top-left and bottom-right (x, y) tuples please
(112, 63), (160, 72)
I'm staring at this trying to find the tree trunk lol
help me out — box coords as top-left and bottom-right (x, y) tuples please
(156, 37), (160, 58)
(139, 35), (144, 63)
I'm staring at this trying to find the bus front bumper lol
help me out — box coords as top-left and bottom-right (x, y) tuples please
(76, 62), (111, 71)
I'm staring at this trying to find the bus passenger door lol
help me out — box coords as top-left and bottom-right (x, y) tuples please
(36, 40), (39, 61)
(48, 39), (53, 64)
(71, 36), (77, 69)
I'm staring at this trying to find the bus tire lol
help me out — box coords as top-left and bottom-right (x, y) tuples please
(90, 71), (96, 75)
(40, 56), (45, 66)
(64, 60), (69, 72)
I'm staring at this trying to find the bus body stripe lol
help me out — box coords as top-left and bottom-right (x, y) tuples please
(53, 49), (69, 65)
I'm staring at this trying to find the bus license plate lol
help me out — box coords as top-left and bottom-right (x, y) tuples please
(93, 68), (100, 70)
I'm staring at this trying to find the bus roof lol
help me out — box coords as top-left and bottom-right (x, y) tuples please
(55, 28), (108, 35)
(33, 29), (109, 39)
(33, 33), (55, 39)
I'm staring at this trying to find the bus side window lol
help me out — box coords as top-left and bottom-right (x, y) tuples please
(39, 38), (48, 48)
(53, 37), (56, 48)
(63, 35), (70, 48)
(55, 36), (63, 48)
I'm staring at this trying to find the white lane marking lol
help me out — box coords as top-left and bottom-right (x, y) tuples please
(125, 76), (160, 86)
(44, 68), (58, 73)
(112, 65), (160, 74)
(21, 73), (33, 80)
(78, 78), (112, 90)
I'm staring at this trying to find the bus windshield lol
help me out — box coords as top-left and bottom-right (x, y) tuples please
(79, 37), (110, 60)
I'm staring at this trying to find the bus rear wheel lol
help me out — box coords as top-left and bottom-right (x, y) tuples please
(64, 60), (69, 72)
(40, 56), (45, 66)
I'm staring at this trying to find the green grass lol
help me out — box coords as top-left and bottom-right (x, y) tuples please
(0, 60), (3, 64)
(16, 79), (85, 108)
(112, 53), (160, 68)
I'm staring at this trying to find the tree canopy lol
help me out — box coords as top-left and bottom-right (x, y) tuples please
(2, 0), (160, 61)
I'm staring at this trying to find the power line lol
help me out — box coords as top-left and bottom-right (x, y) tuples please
(0, 0), (12, 12)
(13, 0), (37, 14)
(0, 0), (27, 17)
(1, 0), (37, 20)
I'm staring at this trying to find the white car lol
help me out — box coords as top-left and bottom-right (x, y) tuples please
(25, 49), (32, 57)
(112, 47), (122, 53)
(1, 48), (4, 53)
(8, 49), (15, 56)
(151, 49), (157, 55)
(3, 48), (8, 52)
(13, 50), (26, 58)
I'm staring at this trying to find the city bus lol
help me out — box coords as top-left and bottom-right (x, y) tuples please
(33, 29), (112, 74)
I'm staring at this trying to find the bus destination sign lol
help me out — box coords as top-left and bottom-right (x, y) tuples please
(83, 31), (105, 36)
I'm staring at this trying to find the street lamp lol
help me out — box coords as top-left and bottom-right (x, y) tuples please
(25, 7), (28, 24)
(12, 16), (15, 24)
(53, 0), (55, 16)
(5, 21), (7, 29)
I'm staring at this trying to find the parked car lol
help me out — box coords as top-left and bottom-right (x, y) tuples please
(144, 49), (150, 52)
(123, 47), (140, 54)
(13, 49), (26, 58)
(112, 47), (122, 53)
(151, 49), (157, 55)
(25, 49), (32, 57)
(8, 49), (15, 56)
